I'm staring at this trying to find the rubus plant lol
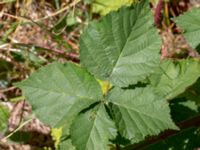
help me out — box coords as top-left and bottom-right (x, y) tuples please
(15, 0), (200, 149)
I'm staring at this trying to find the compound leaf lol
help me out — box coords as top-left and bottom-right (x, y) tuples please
(80, 0), (161, 87)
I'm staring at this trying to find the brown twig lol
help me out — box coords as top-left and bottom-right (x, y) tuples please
(13, 43), (80, 63)
(0, 87), (16, 93)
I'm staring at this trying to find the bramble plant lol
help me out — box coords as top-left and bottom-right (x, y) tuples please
(15, 0), (200, 149)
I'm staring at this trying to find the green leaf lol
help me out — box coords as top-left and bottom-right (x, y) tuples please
(151, 59), (200, 100)
(2, 22), (19, 42)
(58, 138), (75, 150)
(170, 98), (199, 123)
(70, 104), (117, 150)
(80, 1), (161, 87)
(178, 101), (199, 112)
(108, 87), (178, 143)
(175, 7), (200, 48)
(16, 62), (103, 133)
(0, 104), (9, 133)
(181, 78), (200, 103)
(92, 0), (136, 16)
(52, 15), (68, 34)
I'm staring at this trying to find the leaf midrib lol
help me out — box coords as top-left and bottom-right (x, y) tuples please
(21, 85), (96, 101)
(108, 5), (149, 79)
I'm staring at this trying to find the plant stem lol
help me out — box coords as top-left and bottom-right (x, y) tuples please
(164, 1), (170, 27)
